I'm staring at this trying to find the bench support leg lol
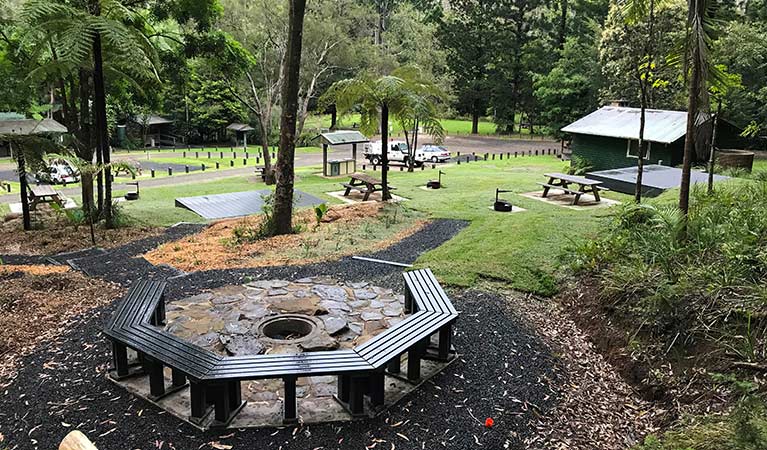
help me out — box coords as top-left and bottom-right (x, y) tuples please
(404, 289), (415, 314)
(111, 341), (130, 378)
(438, 325), (453, 361)
(147, 359), (166, 399)
(367, 371), (385, 407)
(348, 375), (367, 417)
(189, 382), (210, 425)
(337, 374), (351, 403)
(407, 339), (428, 382)
(283, 376), (298, 425)
(386, 354), (401, 374)
(172, 369), (186, 388)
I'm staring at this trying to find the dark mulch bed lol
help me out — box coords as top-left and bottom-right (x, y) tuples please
(0, 218), (565, 449)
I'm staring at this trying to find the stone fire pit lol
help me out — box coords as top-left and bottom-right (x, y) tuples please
(119, 277), (445, 428)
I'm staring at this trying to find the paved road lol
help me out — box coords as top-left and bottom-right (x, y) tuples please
(0, 135), (559, 204)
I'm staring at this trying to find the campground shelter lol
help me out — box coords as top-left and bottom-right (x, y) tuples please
(226, 123), (255, 148)
(561, 106), (747, 171)
(130, 114), (175, 147)
(0, 117), (68, 158)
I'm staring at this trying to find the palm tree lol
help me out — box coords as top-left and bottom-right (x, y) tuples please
(679, 0), (721, 218)
(322, 67), (445, 198)
(394, 67), (446, 172)
(272, 0), (307, 235)
(20, 0), (160, 228)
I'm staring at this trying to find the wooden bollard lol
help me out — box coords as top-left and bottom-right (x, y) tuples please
(195, 151), (199, 159)
(484, 153), (488, 160)
(457, 151), (461, 157)
(233, 152), (237, 159)
(185, 165), (189, 173)
(514, 152), (518, 157)
(243, 158), (247, 166)
(207, 152), (211, 159)
(500, 153), (503, 160)
(492, 154), (495, 160)
(151, 169), (155, 178)
(230, 160), (234, 167)
(202, 164), (206, 171)
(216, 162), (220, 169)
(220, 152), (224, 159)
(59, 430), (98, 450)
(457, 159), (461, 165)
(245, 152), (249, 159)
(400, 166), (404, 171)
(362, 164), (366, 170)
(168, 167), (172, 176)
(183, 151), (186, 158)
(535, 150), (538, 156)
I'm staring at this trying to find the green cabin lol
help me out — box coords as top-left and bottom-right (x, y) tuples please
(561, 106), (746, 171)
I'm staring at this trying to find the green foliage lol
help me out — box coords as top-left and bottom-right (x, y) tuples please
(227, 193), (277, 245)
(567, 155), (594, 176)
(570, 181), (767, 361)
(313, 203), (328, 229)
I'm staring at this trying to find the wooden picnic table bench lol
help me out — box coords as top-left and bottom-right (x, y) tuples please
(341, 173), (395, 201)
(105, 269), (458, 428)
(28, 184), (65, 210)
(539, 172), (605, 205)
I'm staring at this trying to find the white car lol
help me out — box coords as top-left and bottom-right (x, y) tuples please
(416, 145), (451, 163)
(363, 140), (414, 165)
(36, 159), (80, 185)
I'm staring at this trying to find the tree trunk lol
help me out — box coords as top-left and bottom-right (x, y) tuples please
(272, 0), (307, 236)
(679, 0), (704, 218)
(635, 87), (647, 203)
(92, 30), (113, 228)
(707, 100), (721, 194)
(558, 0), (568, 49)
(16, 147), (31, 231)
(381, 103), (391, 201)
(471, 109), (479, 135)
(259, 121), (275, 185)
(408, 118), (419, 172)
(330, 105), (337, 130)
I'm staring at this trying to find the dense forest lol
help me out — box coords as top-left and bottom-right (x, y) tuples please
(1, 0), (766, 144)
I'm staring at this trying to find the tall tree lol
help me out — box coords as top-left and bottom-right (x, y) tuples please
(323, 67), (431, 200)
(272, 0), (307, 235)
(679, 0), (720, 217)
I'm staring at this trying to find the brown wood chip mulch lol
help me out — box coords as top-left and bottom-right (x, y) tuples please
(0, 266), (124, 388)
(504, 290), (659, 449)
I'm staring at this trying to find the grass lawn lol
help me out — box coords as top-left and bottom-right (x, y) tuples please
(0, 203), (8, 215)
(118, 154), (630, 295)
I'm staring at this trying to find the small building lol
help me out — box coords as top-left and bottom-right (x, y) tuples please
(0, 117), (68, 158)
(226, 123), (255, 148)
(561, 106), (746, 171)
(0, 112), (28, 157)
(131, 114), (175, 147)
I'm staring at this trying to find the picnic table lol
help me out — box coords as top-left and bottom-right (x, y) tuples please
(538, 172), (605, 205)
(28, 184), (65, 210)
(341, 173), (395, 201)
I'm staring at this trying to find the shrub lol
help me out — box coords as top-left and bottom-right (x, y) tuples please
(570, 181), (767, 360)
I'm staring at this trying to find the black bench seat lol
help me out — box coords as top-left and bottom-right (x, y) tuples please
(106, 269), (460, 428)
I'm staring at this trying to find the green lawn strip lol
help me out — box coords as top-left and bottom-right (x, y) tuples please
(0, 203), (8, 215)
(118, 155), (628, 295)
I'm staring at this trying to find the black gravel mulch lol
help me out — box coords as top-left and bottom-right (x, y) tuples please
(0, 218), (566, 450)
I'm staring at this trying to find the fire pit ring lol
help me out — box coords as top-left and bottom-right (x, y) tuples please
(257, 314), (321, 345)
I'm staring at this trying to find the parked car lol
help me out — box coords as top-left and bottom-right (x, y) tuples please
(36, 159), (80, 184)
(416, 144), (451, 163)
(363, 140), (421, 166)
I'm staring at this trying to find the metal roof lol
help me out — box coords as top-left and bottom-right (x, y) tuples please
(175, 189), (324, 220)
(320, 130), (369, 146)
(0, 112), (25, 121)
(134, 114), (173, 126)
(561, 106), (692, 144)
(226, 123), (255, 132)
(0, 118), (68, 135)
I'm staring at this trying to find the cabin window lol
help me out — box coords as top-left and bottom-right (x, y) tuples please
(627, 140), (651, 159)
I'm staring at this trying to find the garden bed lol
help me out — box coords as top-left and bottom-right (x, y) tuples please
(0, 211), (163, 255)
(145, 202), (428, 272)
(0, 265), (123, 387)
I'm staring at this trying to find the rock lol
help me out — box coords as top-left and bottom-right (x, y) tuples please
(245, 280), (274, 289)
(383, 305), (404, 317)
(295, 277), (314, 284)
(313, 382), (336, 397)
(386, 317), (405, 327)
(224, 321), (251, 335)
(349, 300), (370, 308)
(176, 293), (213, 305)
(292, 289), (311, 298)
(349, 282), (369, 289)
(270, 280), (290, 288)
(361, 311), (384, 321)
(319, 300), (352, 313)
(369, 300), (385, 308)
(364, 319), (387, 334)
(192, 332), (221, 349)
(267, 288), (289, 296)
(321, 315), (348, 335)
(312, 285), (348, 302)
(269, 297), (327, 315)
(353, 289), (378, 300)
(225, 335), (266, 356)
(239, 304), (270, 321)
(348, 323), (363, 335)
(300, 334), (340, 352)
(211, 295), (243, 306)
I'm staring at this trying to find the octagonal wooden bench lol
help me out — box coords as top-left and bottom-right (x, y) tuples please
(104, 269), (458, 428)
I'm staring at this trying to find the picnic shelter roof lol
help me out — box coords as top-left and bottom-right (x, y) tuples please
(226, 123), (255, 132)
(0, 118), (68, 135)
(561, 106), (694, 144)
(320, 130), (369, 146)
